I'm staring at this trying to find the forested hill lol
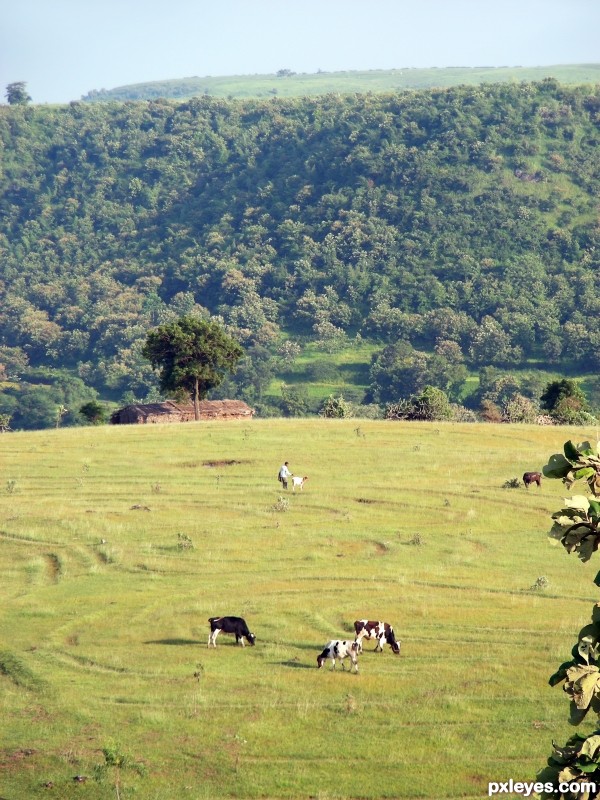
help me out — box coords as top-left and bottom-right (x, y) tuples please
(1, 81), (600, 425)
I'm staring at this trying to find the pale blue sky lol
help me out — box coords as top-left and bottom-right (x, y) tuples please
(2, 0), (599, 104)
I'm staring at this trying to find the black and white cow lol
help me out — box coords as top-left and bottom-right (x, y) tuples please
(317, 640), (361, 672)
(354, 620), (401, 655)
(208, 616), (256, 648)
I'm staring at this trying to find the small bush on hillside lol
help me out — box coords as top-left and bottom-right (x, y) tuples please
(503, 477), (521, 489)
(385, 386), (452, 421)
(276, 340), (301, 366)
(279, 383), (311, 417)
(552, 397), (598, 426)
(272, 496), (289, 512)
(94, 740), (146, 790)
(479, 399), (503, 423)
(320, 394), (353, 418)
(450, 404), (478, 422)
(503, 393), (539, 423)
(529, 575), (549, 591)
(249, 401), (280, 418)
(385, 400), (410, 420)
(177, 533), (194, 550)
(353, 403), (384, 420)
(79, 400), (107, 425)
(0, 413), (12, 432)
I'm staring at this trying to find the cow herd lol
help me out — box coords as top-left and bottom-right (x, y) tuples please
(207, 615), (401, 672)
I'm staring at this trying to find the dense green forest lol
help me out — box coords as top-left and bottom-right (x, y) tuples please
(1, 80), (600, 427)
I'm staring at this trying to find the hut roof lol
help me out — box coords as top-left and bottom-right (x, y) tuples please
(110, 399), (254, 424)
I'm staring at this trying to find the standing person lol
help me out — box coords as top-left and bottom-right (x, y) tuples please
(278, 461), (292, 490)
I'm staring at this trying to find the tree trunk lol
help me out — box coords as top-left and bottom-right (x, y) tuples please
(193, 378), (200, 420)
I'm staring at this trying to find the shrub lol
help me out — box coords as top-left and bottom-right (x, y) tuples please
(479, 399), (503, 423)
(450, 404), (478, 422)
(502, 393), (539, 424)
(279, 383), (311, 417)
(319, 394), (353, 418)
(353, 403), (384, 420)
(79, 400), (107, 425)
(386, 386), (452, 421)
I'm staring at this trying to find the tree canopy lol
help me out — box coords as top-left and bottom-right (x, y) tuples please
(5, 82), (31, 105)
(142, 316), (243, 419)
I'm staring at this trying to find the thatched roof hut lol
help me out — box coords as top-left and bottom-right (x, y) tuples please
(110, 399), (254, 425)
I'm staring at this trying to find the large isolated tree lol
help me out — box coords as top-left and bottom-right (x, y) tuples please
(5, 82), (31, 105)
(142, 316), (243, 420)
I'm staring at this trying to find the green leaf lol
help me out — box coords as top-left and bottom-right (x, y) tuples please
(565, 440), (582, 461)
(574, 467), (597, 482)
(589, 499), (600, 521)
(594, 572), (600, 588)
(544, 453), (573, 479)
(576, 761), (600, 773)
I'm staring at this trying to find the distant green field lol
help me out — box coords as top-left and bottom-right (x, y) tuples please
(267, 340), (378, 405)
(1, 420), (597, 798)
(264, 340), (591, 411)
(83, 64), (600, 102)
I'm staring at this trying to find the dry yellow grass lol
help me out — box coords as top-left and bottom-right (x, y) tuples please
(0, 419), (597, 798)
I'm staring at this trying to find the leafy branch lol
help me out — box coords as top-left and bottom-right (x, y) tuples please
(540, 441), (600, 798)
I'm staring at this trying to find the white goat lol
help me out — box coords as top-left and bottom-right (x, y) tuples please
(291, 475), (308, 491)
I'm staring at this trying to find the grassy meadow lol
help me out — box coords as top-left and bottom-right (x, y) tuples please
(90, 64), (600, 102)
(1, 419), (599, 799)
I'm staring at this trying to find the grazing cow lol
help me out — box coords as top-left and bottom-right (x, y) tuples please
(208, 616), (255, 648)
(291, 475), (308, 492)
(317, 640), (361, 672)
(523, 471), (542, 489)
(354, 620), (401, 655)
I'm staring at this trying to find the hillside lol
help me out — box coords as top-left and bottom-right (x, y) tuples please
(81, 64), (600, 102)
(1, 81), (600, 426)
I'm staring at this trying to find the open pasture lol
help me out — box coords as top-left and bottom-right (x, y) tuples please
(0, 419), (597, 799)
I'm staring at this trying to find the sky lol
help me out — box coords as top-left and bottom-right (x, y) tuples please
(2, 0), (599, 105)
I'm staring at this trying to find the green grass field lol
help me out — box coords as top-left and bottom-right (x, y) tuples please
(1, 419), (598, 799)
(90, 64), (600, 102)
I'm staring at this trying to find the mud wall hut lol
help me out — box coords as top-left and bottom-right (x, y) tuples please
(110, 400), (254, 425)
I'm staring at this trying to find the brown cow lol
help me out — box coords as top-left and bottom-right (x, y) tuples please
(523, 471), (542, 489)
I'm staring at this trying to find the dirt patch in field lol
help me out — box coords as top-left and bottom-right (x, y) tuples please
(371, 540), (390, 555)
(0, 747), (37, 771)
(45, 553), (61, 582)
(202, 459), (251, 468)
